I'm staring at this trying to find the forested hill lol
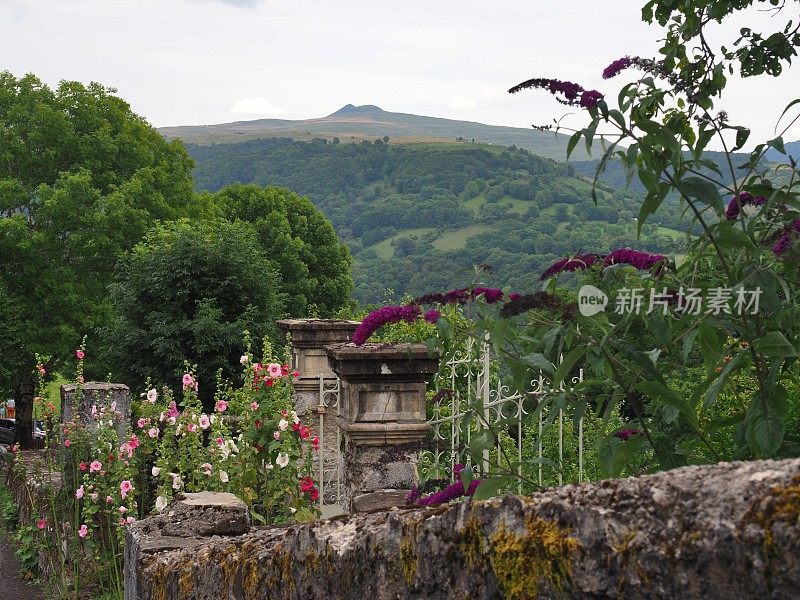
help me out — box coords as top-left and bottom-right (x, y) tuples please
(187, 137), (690, 303)
(161, 103), (590, 161)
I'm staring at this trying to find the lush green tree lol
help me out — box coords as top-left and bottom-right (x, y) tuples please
(0, 72), (204, 446)
(211, 184), (353, 316)
(104, 219), (284, 407)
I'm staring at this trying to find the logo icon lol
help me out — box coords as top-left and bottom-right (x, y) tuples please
(578, 285), (608, 316)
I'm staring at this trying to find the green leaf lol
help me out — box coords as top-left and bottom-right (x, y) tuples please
(704, 352), (748, 408)
(678, 177), (724, 216)
(714, 222), (756, 250)
(756, 332), (798, 357)
(520, 352), (555, 374)
(753, 415), (785, 456)
(471, 476), (507, 501)
(552, 347), (585, 387)
(567, 130), (582, 159)
(636, 380), (698, 428)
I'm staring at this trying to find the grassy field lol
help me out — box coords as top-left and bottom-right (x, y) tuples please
(371, 227), (436, 259)
(432, 224), (493, 251)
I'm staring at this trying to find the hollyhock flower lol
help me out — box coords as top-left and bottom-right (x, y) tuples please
(219, 471), (229, 483)
(278, 419), (289, 431)
(75, 486), (85, 499)
(120, 480), (133, 499)
(250, 402), (259, 411)
(352, 304), (422, 345)
(199, 415), (210, 429)
(291, 411), (300, 424)
(263, 377), (274, 387)
(215, 437), (225, 447)
(187, 423), (197, 433)
(79, 462), (87, 472)
(76, 349), (84, 360)
(137, 418), (148, 429)
(119, 506), (127, 514)
(89, 492), (97, 501)
(267, 363), (283, 378)
(508, 77), (603, 109)
(273, 431), (281, 441)
(155, 496), (168, 513)
(291, 370), (300, 378)
(215, 400), (228, 413)
(540, 254), (599, 280)
(300, 476), (315, 492)
(78, 524), (89, 539)
(129, 434), (140, 450)
(725, 191), (767, 220)
(604, 248), (666, 274)
(202, 463), (213, 476)
(312, 436), (319, 451)
(276, 453), (290, 468)
(168, 416), (176, 426)
(64, 439), (71, 447)
(106, 496), (113, 504)
(148, 427), (159, 439)
(37, 518), (47, 530)
(147, 388), (157, 403)
(309, 488), (319, 502)
(89, 460), (102, 473)
(171, 474), (183, 490)
(166, 401), (180, 419)
(240, 354), (249, 365)
(126, 516), (136, 525)
(37, 364), (46, 377)
(299, 425), (311, 440)
(292, 422), (301, 432)
(152, 466), (160, 477)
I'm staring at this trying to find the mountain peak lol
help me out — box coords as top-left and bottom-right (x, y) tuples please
(328, 104), (385, 117)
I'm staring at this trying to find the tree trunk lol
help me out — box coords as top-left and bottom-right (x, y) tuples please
(14, 374), (35, 449)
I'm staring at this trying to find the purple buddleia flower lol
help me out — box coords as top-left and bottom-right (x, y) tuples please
(773, 218), (800, 255)
(602, 56), (653, 79)
(614, 428), (640, 441)
(423, 309), (441, 324)
(725, 191), (767, 221)
(604, 248), (666, 274)
(416, 464), (483, 507)
(405, 485), (422, 505)
(540, 254), (599, 280)
(352, 304), (422, 345)
(471, 287), (504, 304)
(508, 77), (603, 109)
(499, 292), (570, 318)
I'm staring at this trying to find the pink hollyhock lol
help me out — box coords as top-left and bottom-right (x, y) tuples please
(250, 402), (259, 411)
(273, 431), (281, 441)
(299, 425), (311, 440)
(182, 373), (194, 389)
(166, 401), (180, 419)
(75, 486), (85, 499)
(106, 495), (113, 504)
(79, 462), (87, 472)
(148, 427), (159, 439)
(89, 460), (102, 473)
(199, 415), (210, 429)
(215, 400), (228, 413)
(291, 370), (300, 378)
(78, 524), (89, 538)
(76, 349), (84, 360)
(215, 437), (224, 447)
(267, 363), (282, 378)
(120, 480), (133, 499)
(187, 423), (197, 433)
(137, 418), (148, 429)
(64, 439), (71, 447)
(202, 463), (213, 476)
(240, 354), (249, 365)
(37, 518), (47, 529)
(147, 388), (157, 403)
(312, 436), (319, 451)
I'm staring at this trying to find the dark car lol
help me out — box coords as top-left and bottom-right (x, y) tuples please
(0, 418), (15, 445)
(0, 419), (46, 446)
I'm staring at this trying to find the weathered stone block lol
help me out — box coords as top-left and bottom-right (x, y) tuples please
(61, 382), (131, 443)
(124, 458), (800, 600)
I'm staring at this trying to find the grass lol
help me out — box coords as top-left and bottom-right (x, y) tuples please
(463, 194), (533, 217)
(656, 225), (688, 240)
(370, 227), (436, 259)
(432, 224), (493, 251)
(36, 374), (67, 419)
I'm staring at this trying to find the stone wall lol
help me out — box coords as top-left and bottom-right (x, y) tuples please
(125, 458), (800, 599)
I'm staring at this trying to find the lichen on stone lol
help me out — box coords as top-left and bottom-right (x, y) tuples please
(741, 475), (800, 549)
(488, 515), (581, 599)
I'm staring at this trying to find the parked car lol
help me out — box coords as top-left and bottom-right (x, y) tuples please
(0, 418), (46, 446)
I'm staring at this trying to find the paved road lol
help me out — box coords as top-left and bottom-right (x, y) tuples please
(0, 532), (45, 600)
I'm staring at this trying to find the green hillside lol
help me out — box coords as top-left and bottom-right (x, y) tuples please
(161, 104), (592, 161)
(187, 137), (692, 303)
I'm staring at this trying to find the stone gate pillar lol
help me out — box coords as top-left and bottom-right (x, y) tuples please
(61, 382), (131, 443)
(325, 343), (439, 513)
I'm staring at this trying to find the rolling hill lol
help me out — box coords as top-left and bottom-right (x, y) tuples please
(184, 137), (691, 303)
(160, 104), (592, 162)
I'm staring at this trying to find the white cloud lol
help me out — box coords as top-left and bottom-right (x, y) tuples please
(230, 97), (286, 117)
(449, 95), (478, 111)
(191, 0), (263, 7)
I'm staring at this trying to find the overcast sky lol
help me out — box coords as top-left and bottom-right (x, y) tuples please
(2, 0), (799, 146)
